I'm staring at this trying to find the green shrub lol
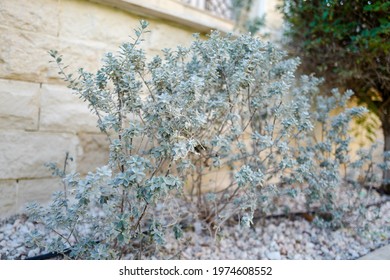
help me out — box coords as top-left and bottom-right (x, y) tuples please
(25, 21), (387, 259)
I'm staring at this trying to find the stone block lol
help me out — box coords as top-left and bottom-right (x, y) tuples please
(39, 83), (100, 133)
(147, 22), (194, 52)
(0, 79), (40, 131)
(16, 178), (64, 212)
(59, 0), (139, 46)
(0, 27), (104, 83)
(52, 37), (111, 79)
(0, 0), (60, 36)
(0, 180), (17, 218)
(77, 133), (109, 175)
(0, 27), (53, 82)
(0, 131), (80, 180)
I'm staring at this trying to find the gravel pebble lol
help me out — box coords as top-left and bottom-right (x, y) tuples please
(0, 193), (389, 260)
(266, 251), (281, 260)
(27, 248), (41, 258)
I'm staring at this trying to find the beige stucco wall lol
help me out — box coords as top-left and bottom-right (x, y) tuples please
(0, 0), (236, 218)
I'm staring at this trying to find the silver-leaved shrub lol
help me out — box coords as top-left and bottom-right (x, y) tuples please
(25, 21), (388, 259)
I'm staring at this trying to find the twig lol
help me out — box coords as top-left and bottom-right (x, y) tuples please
(62, 152), (69, 203)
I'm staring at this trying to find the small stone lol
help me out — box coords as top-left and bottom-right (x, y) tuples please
(269, 241), (279, 250)
(293, 220), (302, 227)
(267, 224), (277, 233)
(321, 246), (330, 255)
(240, 251), (248, 259)
(306, 242), (315, 249)
(13, 219), (21, 228)
(263, 233), (271, 243)
(254, 227), (263, 234)
(27, 248), (40, 258)
(164, 242), (173, 251)
(193, 221), (202, 235)
(10, 240), (22, 248)
(293, 254), (303, 260)
(286, 244), (294, 251)
(236, 240), (245, 249)
(4, 224), (13, 232)
(328, 251), (336, 259)
(25, 222), (35, 231)
(294, 243), (302, 250)
(18, 225), (30, 235)
(16, 246), (26, 256)
(226, 253), (235, 259)
(295, 234), (303, 241)
(266, 251), (281, 260)
(304, 242), (315, 252)
(348, 250), (359, 259)
(181, 252), (190, 259)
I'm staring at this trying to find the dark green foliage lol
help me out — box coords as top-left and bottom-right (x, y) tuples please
(280, 0), (389, 97)
(280, 0), (390, 193)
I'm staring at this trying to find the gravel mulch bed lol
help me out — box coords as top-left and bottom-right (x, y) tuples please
(1, 192), (389, 260)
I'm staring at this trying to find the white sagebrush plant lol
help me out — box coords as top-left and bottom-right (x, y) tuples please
(25, 20), (388, 259)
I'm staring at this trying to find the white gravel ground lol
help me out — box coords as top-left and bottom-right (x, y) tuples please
(174, 210), (389, 260)
(1, 194), (388, 260)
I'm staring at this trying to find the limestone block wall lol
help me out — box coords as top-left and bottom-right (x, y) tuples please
(0, 0), (230, 218)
